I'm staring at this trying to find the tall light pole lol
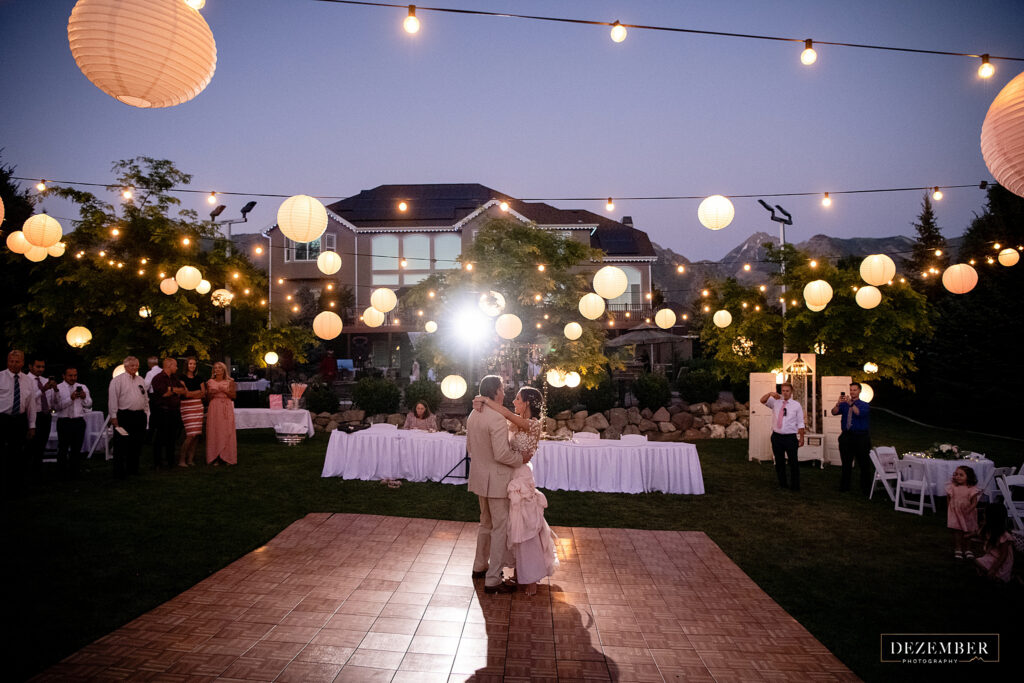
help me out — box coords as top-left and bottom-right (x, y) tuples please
(758, 200), (793, 350)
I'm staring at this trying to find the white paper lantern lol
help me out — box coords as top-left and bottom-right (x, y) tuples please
(563, 322), (583, 340)
(860, 254), (897, 286)
(478, 291), (506, 317)
(138, 305), (151, 318)
(6, 231), (30, 254)
(277, 194), (328, 243)
(0, 196), (4, 226)
(160, 278), (179, 295)
(998, 248), (1020, 267)
(313, 311), (343, 340)
(546, 369), (566, 388)
(565, 371), (581, 388)
(712, 310), (732, 328)
(175, 265), (202, 290)
(578, 293), (605, 320)
(370, 287), (398, 313)
(807, 302), (827, 312)
(859, 382), (874, 403)
(654, 308), (676, 330)
(111, 364), (125, 378)
(196, 279), (211, 294)
(942, 264), (978, 294)
(803, 280), (833, 307)
(440, 374), (468, 399)
(363, 306), (385, 327)
(66, 325), (92, 348)
(47, 242), (67, 257)
(855, 285), (882, 309)
(980, 69), (1024, 198)
(68, 0), (217, 108)
(863, 362), (878, 373)
(424, 320), (438, 334)
(264, 351), (279, 366)
(317, 250), (342, 275)
(23, 214), (63, 248)
(495, 313), (522, 340)
(211, 288), (234, 306)
(697, 195), (735, 231)
(24, 246), (48, 262)
(592, 265), (628, 299)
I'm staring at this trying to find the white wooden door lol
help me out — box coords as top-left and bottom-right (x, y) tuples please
(748, 372), (777, 462)
(821, 375), (851, 466)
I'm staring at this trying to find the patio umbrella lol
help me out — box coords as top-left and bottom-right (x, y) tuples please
(605, 322), (685, 371)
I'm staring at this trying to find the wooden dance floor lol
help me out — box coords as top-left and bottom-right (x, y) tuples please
(39, 514), (854, 681)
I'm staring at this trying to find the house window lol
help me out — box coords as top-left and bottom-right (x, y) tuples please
(372, 274), (400, 286)
(402, 234), (430, 269)
(434, 234), (461, 269)
(372, 235), (399, 270)
(284, 233), (335, 262)
(402, 272), (429, 287)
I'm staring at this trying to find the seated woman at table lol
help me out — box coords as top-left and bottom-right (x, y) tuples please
(177, 356), (206, 468)
(205, 362), (237, 466)
(403, 401), (438, 431)
(474, 387), (558, 596)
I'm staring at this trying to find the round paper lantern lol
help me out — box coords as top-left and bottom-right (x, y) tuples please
(803, 280), (833, 307)
(160, 278), (179, 295)
(563, 322), (583, 340)
(112, 364), (125, 378)
(807, 302), (827, 312)
(998, 248), (1020, 266)
(362, 306), (385, 327)
(855, 285), (882, 309)
(565, 371), (581, 388)
(68, 0), (217, 109)
(478, 291), (506, 317)
(0, 196), (4, 226)
(863, 362), (878, 373)
(175, 265), (202, 290)
(196, 279), (211, 294)
(654, 308), (676, 329)
(47, 241), (67, 257)
(24, 246), (48, 262)
(494, 313), (522, 340)
(138, 305), (151, 318)
(860, 254), (897, 286)
(264, 351), (279, 366)
(277, 194), (327, 243)
(424, 320), (438, 333)
(545, 369), (566, 388)
(942, 264), (978, 294)
(211, 288), (234, 306)
(317, 250), (342, 275)
(441, 374), (468, 399)
(313, 311), (343, 340)
(6, 231), (30, 254)
(859, 382), (874, 403)
(578, 293), (605, 320)
(712, 310), (732, 328)
(66, 325), (92, 348)
(370, 287), (398, 313)
(23, 214), (62, 248)
(592, 265), (628, 299)
(980, 69), (1024, 198)
(697, 195), (735, 231)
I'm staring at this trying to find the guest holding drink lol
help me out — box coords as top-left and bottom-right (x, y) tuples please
(177, 357), (205, 468)
(403, 400), (437, 431)
(205, 362), (237, 465)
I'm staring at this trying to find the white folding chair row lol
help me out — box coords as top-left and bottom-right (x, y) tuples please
(869, 447), (899, 502)
(894, 459), (936, 515)
(979, 466), (1017, 504)
(995, 474), (1024, 533)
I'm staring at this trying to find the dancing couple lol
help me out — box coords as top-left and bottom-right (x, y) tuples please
(467, 375), (558, 595)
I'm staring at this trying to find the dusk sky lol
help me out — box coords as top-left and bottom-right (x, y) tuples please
(2, 0), (1022, 261)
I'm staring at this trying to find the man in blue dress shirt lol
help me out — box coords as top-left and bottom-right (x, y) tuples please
(831, 382), (872, 493)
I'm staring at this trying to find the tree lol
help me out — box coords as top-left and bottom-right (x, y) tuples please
(0, 153), (38, 351)
(907, 193), (949, 288)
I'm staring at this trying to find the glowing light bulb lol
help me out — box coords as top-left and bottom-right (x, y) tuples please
(610, 21), (627, 43)
(994, 243), (1001, 250)
(326, 284), (334, 290)
(182, 237), (190, 246)
(207, 192), (217, 204)
(111, 228), (120, 237)
(292, 305), (299, 312)
(534, 294), (542, 301)
(759, 285), (766, 292)
(254, 246), (263, 255)
(244, 288), (250, 295)
(701, 289), (709, 297)
(36, 180), (46, 192)
(932, 187), (943, 201)
(978, 54), (994, 79)
(99, 251), (106, 257)
(329, 302), (335, 308)
(822, 192), (832, 207)
(403, 5), (420, 34)
(499, 201), (509, 212)
(810, 260), (817, 268)
(428, 290), (435, 298)
(537, 264), (545, 272)
(800, 39), (817, 65)
(277, 278), (284, 284)
(676, 265), (685, 274)
(743, 263), (751, 271)
(140, 258), (147, 264)
(400, 259), (408, 268)
(934, 249), (943, 256)
(122, 188), (133, 200)
(605, 197), (615, 212)
(398, 201), (408, 212)
(465, 263), (473, 271)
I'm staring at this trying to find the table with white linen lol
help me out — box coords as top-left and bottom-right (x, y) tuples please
(234, 408), (314, 437)
(902, 454), (994, 497)
(45, 410), (108, 453)
(322, 427), (704, 494)
(236, 379), (270, 392)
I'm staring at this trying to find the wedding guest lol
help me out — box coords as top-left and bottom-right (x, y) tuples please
(26, 357), (59, 472)
(53, 366), (92, 478)
(1, 350), (38, 493)
(108, 356), (148, 478)
(150, 358), (185, 469)
(319, 350), (338, 384)
(142, 356), (161, 395)
(945, 465), (980, 560)
(760, 382), (805, 491)
(177, 357), (205, 467)
(975, 505), (1014, 582)
(403, 400), (437, 431)
(410, 359), (420, 383)
(205, 362), (237, 465)
(832, 382), (872, 493)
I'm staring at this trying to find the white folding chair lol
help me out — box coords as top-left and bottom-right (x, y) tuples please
(894, 459), (936, 515)
(995, 474), (1024, 533)
(869, 448), (898, 502)
(979, 466), (1016, 504)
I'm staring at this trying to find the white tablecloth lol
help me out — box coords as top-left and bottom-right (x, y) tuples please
(234, 408), (314, 437)
(903, 454), (994, 497)
(45, 410), (108, 453)
(321, 429), (704, 495)
(236, 379), (270, 392)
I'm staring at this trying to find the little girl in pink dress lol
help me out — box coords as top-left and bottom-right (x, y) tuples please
(945, 465), (980, 560)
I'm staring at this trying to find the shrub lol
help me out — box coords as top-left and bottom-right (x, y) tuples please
(634, 372), (671, 411)
(730, 380), (750, 404)
(305, 383), (339, 414)
(404, 379), (442, 413)
(543, 386), (579, 416)
(352, 376), (401, 416)
(579, 375), (617, 413)
(677, 368), (720, 404)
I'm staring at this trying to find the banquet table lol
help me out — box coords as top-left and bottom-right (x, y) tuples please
(235, 379), (270, 392)
(234, 408), (314, 437)
(902, 454), (994, 497)
(321, 426), (704, 495)
(45, 410), (107, 454)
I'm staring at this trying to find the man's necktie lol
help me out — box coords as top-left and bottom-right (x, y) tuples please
(12, 375), (20, 415)
(776, 400), (785, 430)
(847, 403), (854, 430)
(37, 377), (48, 412)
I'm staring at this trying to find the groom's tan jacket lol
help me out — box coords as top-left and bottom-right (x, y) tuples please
(466, 406), (521, 497)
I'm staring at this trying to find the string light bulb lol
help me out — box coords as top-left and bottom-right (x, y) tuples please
(822, 192), (832, 207)
(254, 246), (263, 255)
(934, 249), (943, 256)
(111, 228), (120, 237)
(932, 187), (943, 201)
(610, 21), (627, 43)
(403, 5), (420, 34)
(397, 200), (408, 212)
(36, 180), (46, 192)
(605, 197), (615, 212)
(182, 237), (190, 246)
(400, 258), (408, 268)
(743, 263), (751, 271)
(122, 188), (133, 200)
(465, 263), (473, 271)
(499, 201), (509, 212)
(537, 264), (545, 272)
(676, 265), (685, 274)
(800, 39), (817, 65)
(978, 54), (994, 79)
(207, 191), (217, 204)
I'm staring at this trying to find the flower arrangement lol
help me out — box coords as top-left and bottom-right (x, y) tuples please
(925, 443), (962, 460)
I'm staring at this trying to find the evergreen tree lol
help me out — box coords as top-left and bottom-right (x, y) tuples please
(907, 193), (949, 286)
(0, 154), (38, 351)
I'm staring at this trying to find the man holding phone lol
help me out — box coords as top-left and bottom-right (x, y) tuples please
(831, 382), (872, 493)
(760, 382), (806, 491)
(54, 366), (92, 478)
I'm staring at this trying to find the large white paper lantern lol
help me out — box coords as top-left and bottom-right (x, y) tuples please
(859, 382), (874, 403)
(23, 214), (63, 248)
(211, 288), (234, 306)
(592, 265), (628, 299)
(317, 250), (342, 275)
(980, 69), (1024, 198)
(277, 194), (327, 243)
(564, 322), (583, 340)
(478, 291), (506, 317)
(998, 248), (1020, 266)
(495, 313), (522, 340)
(6, 231), (30, 254)
(160, 278), (179, 295)
(175, 265), (202, 290)
(855, 285), (882, 309)
(362, 306), (385, 327)
(138, 305), (151, 318)
(578, 293), (605, 320)
(66, 325), (92, 348)
(565, 371), (581, 388)
(264, 351), (279, 366)
(863, 362), (878, 373)
(712, 310), (732, 328)
(697, 195), (735, 231)
(860, 254), (896, 286)
(654, 308), (676, 329)
(546, 369), (566, 388)
(68, 0), (217, 109)
(25, 246), (49, 262)
(313, 311), (343, 340)
(112, 364), (125, 378)
(196, 279), (211, 294)
(47, 242), (67, 257)
(807, 302), (827, 312)
(441, 374), (468, 399)
(803, 280), (833, 307)
(424, 320), (438, 333)
(942, 264), (978, 294)
(370, 287), (398, 313)
(0, 196), (4, 226)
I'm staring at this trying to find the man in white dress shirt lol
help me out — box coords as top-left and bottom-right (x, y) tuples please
(109, 356), (149, 479)
(54, 366), (92, 479)
(1, 350), (38, 495)
(143, 356), (161, 394)
(26, 357), (59, 473)
(760, 382), (806, 492)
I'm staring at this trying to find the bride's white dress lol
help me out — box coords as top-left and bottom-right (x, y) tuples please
(506, 418), (559, 584)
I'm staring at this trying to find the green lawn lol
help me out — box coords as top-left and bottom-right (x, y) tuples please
(3, 411), (1022, 682)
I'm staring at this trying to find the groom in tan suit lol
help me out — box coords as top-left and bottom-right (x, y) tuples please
(467, 375), (521, 593)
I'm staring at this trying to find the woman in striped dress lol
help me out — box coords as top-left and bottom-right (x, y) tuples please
(177, 356), (205, 467)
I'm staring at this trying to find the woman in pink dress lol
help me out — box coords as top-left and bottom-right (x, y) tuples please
(205, 362), (237, 465)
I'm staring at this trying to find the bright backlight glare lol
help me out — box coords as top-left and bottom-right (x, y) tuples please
(455, 307), (492, 346)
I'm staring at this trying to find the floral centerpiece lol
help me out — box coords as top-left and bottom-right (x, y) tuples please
(925, 443), (962, 460)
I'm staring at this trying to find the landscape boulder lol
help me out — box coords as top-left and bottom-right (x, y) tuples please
(583, 412), (610, 431)
(725, 421), (748, 439)
(671, 411), (694, 431)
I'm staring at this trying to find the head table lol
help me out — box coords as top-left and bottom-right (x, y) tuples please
(321, 426), (704, 495)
